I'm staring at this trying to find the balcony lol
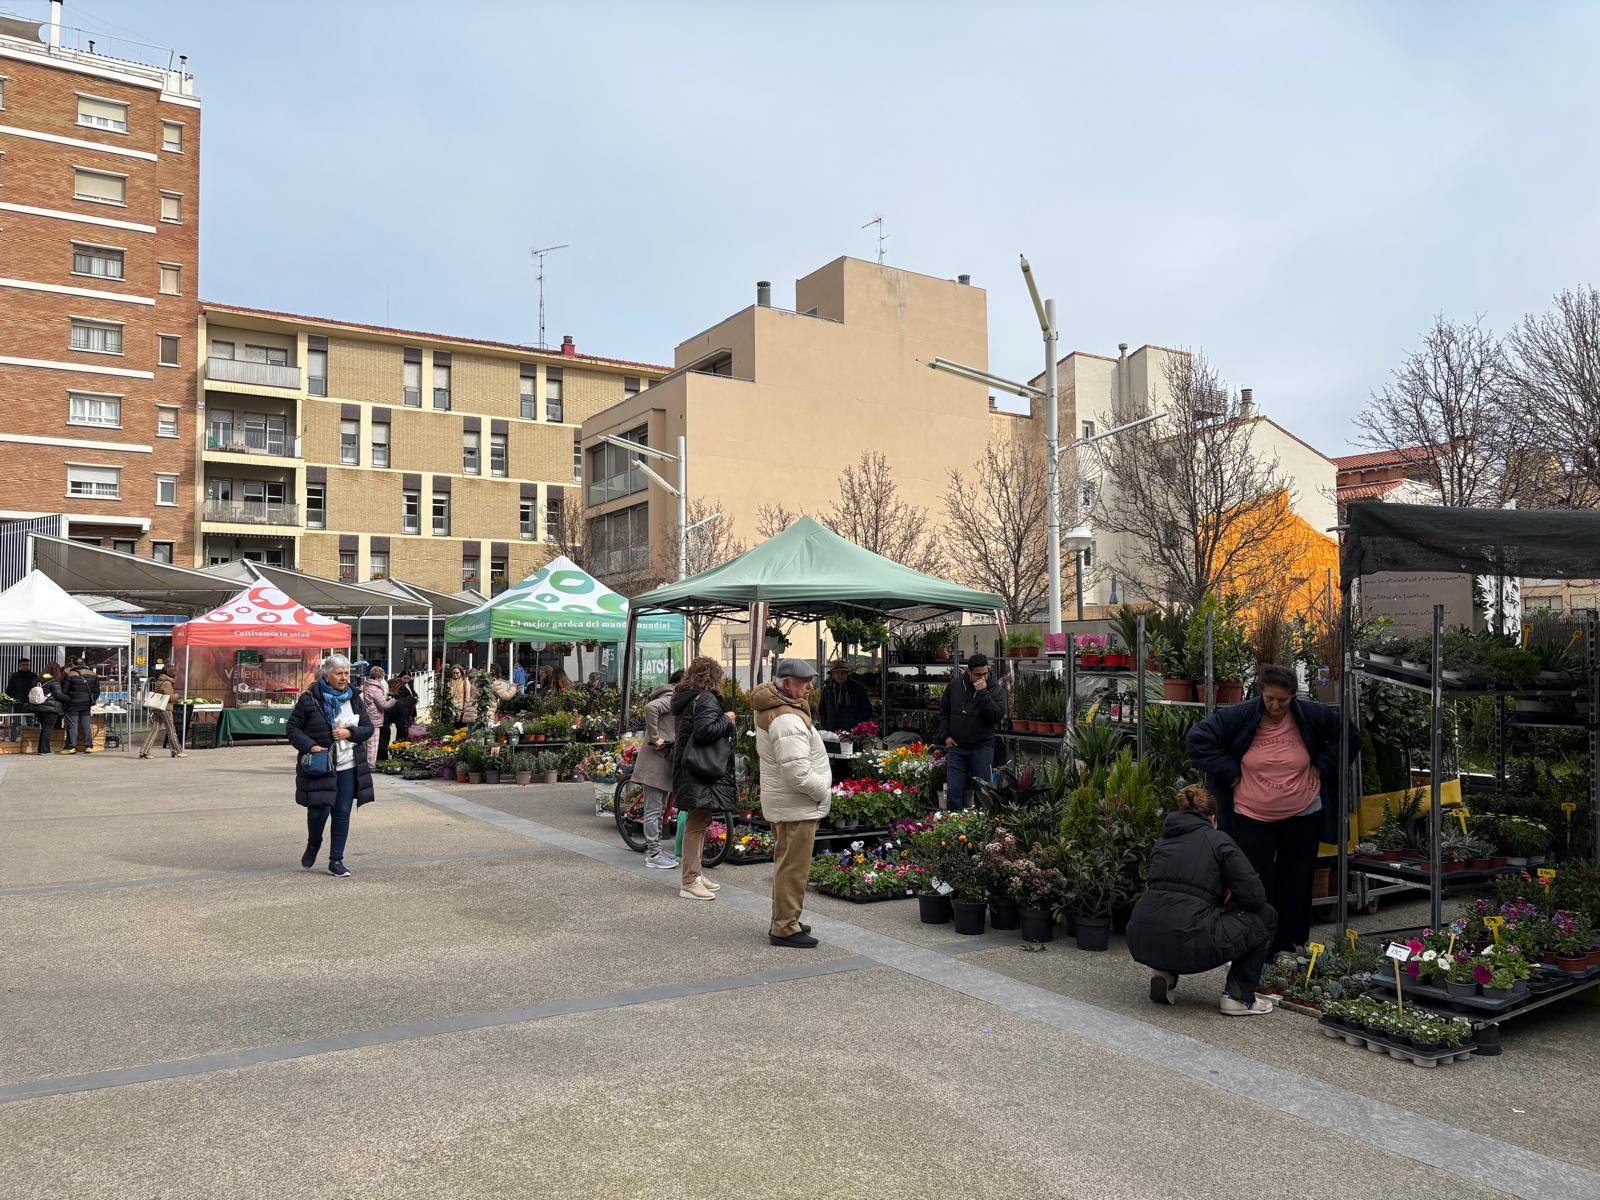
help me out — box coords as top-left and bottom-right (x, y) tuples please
(586, 467), (647, 507)
(205, 356), (301, 390)
(205, 431), (301, 460)
(203, 499), (301, 526)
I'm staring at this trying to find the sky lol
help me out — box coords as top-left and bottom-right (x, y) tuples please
(23, 0), (1600, 452)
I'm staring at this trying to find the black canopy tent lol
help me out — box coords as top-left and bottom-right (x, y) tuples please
(1337, 503), (1600, 926)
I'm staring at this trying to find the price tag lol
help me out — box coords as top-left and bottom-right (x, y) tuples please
(1304, 941), (1325, 987)
(1454, 808), (1470, 836)
(1385, 948), (1408, 1013)
(1561, 802), (1578, 847)
(1484, 915), (1505, 944)
(932, 879), (953, 897)
(1345, 928), (1360, 953)
(1385, 942), (1412, 962)
(1537, 867), (1558, 883)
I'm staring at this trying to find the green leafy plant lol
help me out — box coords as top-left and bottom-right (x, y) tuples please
(1183, 594), (1251, 683)
(1005, 627), (1044, 652)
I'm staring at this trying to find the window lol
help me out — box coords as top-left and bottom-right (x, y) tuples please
(306, 484), (325, 529)
(462, 430), (480, 475)
(432, 491), (451, 536)
(545, 491), (564, 541)
(586, 425), (647, 502)
(77, 95), (128, 133)
(586, 502), (651, 576)
(160, 192), (181, 223)
(370, 551), (390, 580)
(371, 421), (390, 468)
(490, 556), (508, 588)
(546, 367), (564, 422)
(112, 538), (136, 554)
(572, 428), (582, 482)
(1082, 420), (1096, 440)
(243, 344), (288, 365)
(402, 354), (421, 406)
(162, 121), (182, 152)
(72, 244), (123, 279)
(210, 339), (235, 360)
(1575, 595), (1597, 610)
(156, 406), (179, 437)
(338, 550), (356, 582)
(462, 555), (479, 589)
(624, 376), (641, 397)
(340, 419), (359, 465)
(152, 542), (173, 564)
(67, 391), (120, 428)
(206, 477), (232, 502)
(0, 78), (6, 110)
(520, 498), (535, 539)
(432, 359), (451, 410)
(401, 490), (420, 534)
(489, 433), (507, 477)
(156, 474), (178, 506)
(519, 365), (537, 418)
(307, 347), (327, 396)
(70, 319), (123, 355)
(159, 335), (180, 367)
(67, 464), (120, 498)
(73, 168), (126, 205)
(159, 263), (181, 295)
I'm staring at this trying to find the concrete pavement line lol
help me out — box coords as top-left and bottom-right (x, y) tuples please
(393, 779), (1600, 1200)
(2, 801), (287, 823)
(0, 846), (551, 899)
(0, 955), (875, 1106)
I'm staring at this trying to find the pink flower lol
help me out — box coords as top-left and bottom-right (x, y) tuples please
(1473, 964), (1493, 985)
(1405, 939), (1425, 955)
(1406, 962), (1421, 978)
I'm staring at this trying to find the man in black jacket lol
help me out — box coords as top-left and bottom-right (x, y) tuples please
(937, 654), (1006, 812)
(818, 661), (872, 733)
(61, 658), (100, 753)
(5, 657), (40, 742)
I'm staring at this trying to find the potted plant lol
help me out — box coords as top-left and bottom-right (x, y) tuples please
(535, 750), (560, 784)
(762, 624), (790, 657)
(512, 752), (535, 786)
(1064, 842), (1125, 951)
(483, 746), (503, 785)
(1444, 952), (1481, 998)
(493, 719), (514, 746)
(1371, 802), (1408, 860)
(1006, 628), (1043, 658)
(460, 741), (485, 784)
(1075, 633), (1107, 667)
(1183, 594), (1251, 704)
(1545, 911), (1595, 973)
(1102, 636), (1133, 671)
(1009, 847), (1068, 942)
(543, 710), (576, 743)
(928, 623), (960, 662)
(1148, 632), (1192, 702)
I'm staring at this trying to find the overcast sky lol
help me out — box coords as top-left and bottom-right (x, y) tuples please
(33, 0), (1600, 451)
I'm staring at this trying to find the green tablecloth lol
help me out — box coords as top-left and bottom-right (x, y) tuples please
(215, 707), (295, 746)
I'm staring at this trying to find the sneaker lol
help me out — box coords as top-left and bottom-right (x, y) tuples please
(172, 752), (189, 758)
(645, 851), (679, 869)
(679, 880), (716, 901)
(328, 861), (352, 878)
(693, 875), (721, 892)
(1150, 972), (1179, 1006)
(1219, 994), (1273, 1016)
(301, 844), (319, 870)
(82, 747), (95, 754)
(61, 748), (76, 755)
(769, 931), (819, 948)
(138, 753), (150, 760)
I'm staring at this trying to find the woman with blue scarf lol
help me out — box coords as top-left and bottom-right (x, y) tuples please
(287, 654), (375, 878)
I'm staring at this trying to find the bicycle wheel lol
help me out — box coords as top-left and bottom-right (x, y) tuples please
(701, 816), (731, 868)
(614, 779), (649, 853)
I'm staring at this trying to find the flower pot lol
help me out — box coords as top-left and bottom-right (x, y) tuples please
(515, 771), (532, 786)
(1049, 722), (1066, 735)
(1469, 858), (1494, 870)
(1488, 856), (1508, 867)
(1442, 860), (1467, 873)
(1105, 653), (1132, 670)
(1161, 678), (1193, 702)
(542, 770), (558, 784)
(1215, 682), (1244, 704)
(1546, 953), (1591, 974)
(989, 896), (1020, 930)
(1312, 866), (1333, 898)
(468, 771), (483, 784)
(1014, 720), (1034, 733)
(455, 768), (469, 783)
(1020, 907), (1055, 942)
(952, 899), (987, 935)
(1078, 653), (1103, 667)
(1505, 856), (1529, 867)
(1445, 980), (1479, 998)
(838, 741), (854, 756)
(1074, 914), (1112, 951)
(918, 893), (953, 925)
(484, 770), (501, 785)
(1377, 849), (1403, 861)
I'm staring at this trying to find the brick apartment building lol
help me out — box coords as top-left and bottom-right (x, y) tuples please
(195, 305), (667, 594)
(0, 12), (200, 562)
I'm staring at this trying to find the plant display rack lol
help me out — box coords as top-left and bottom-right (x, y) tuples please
(1315, 1017), (1477, 1068)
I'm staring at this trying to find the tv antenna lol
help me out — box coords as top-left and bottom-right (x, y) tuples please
(530, 243), (570, 349)
(861, 214), (886, 264)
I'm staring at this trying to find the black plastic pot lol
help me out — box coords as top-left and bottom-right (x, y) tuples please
(1020, 907), (1055, 942)
(952, 899), (987, 935)
(989, 896), (1020, 930)
(1075, 914), (1112, 952)
(918, 893), (953, 925)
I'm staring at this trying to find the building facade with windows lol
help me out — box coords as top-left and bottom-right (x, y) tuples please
(196, 304), (667, 593)
(0, 20), (200, 564)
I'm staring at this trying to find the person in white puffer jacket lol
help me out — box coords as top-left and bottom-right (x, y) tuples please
(750, 659), (832, 948)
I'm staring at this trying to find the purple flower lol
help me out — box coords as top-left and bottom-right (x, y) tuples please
(1473, 965), (1493, 985)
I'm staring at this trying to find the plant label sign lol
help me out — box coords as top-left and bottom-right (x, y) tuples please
(1537, 868), (1558, 883)
(1454, 808), (1471, 836)
(1304, 942), (1325, 987)
(1484, 916), (1505, 944)
(1385, 943), (1413, 962)
(1345, 929), (1361, 953)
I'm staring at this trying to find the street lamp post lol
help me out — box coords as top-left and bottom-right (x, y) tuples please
(1020, 257), (1062, 645)
(600, 432), (689, 580)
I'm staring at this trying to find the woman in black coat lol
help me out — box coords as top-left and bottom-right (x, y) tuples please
(1185, 664), (1354, 954)
(286, 654), (375, 878)
(669, 656), (736, 902)
(1126, 785), (1277, 1016)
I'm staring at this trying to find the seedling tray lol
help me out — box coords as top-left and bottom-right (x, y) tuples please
(1365, 973), (1532, 1015)
(810, 885), (916, 904)
(1317, 1017), (1475, 1067)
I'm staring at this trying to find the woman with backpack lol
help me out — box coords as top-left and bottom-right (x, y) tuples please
(669, 657), (737, 902)
(30, 672), (65, 754)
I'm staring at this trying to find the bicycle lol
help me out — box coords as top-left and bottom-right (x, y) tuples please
(614, 763), (730, 867)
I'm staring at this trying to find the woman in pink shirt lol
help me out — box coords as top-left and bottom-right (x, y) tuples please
(1186, 664), (1353, 954)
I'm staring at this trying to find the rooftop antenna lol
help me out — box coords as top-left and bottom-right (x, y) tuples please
(861, 214), (886, 264)
(530, 243), (570, 349)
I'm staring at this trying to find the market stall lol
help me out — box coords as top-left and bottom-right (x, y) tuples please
(172, 583), (351, 746)
(0, 570), (133, 753)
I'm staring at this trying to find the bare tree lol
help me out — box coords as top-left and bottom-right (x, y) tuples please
(941, 435), (1054, 622)
(669, 497), (746, 652)
(547, 487), (588, 568)
(1092, 351), (1298, 608)
(1356, 314), (1526, 507)
(1507, 286), (1600, 508)
(756, 503), (805, 540)
(823, 451), (944, 575)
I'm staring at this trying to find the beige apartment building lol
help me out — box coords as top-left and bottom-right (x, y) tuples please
(195, 304), (666, 594)
(580, 257), (1004, 636)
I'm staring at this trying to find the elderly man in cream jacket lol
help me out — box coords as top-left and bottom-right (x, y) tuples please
(750, 659), (832, 948)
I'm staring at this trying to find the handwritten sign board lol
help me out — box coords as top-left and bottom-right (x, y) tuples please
(1361, 571), (1479, 635)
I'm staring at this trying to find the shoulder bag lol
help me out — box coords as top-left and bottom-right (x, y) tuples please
(299, 749), (334, 777)
(144, 690), (170, 711)
(680, 694), (731, 784)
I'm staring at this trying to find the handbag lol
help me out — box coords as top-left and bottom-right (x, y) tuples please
(299, 749), (334, 777)
(144, 691), (170, 711)
(680, 695), (731, 784)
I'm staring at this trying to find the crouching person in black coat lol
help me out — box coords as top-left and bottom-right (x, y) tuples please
(286, 654), (375, 878)
(1125, 785), (1277, 1017)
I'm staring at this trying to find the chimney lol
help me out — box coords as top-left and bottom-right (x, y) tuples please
(560, 335), (576, 358)
(1240, 388), (1256, 418)
(957, 274), (971, 285)
(756, 281), (771, 307)
(49, 0), (62, 47)
(1117, 342), (1128, 357)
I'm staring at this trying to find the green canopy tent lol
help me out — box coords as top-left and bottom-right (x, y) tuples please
(443, 556), (684, 677)
(617, 516), (1002, 721)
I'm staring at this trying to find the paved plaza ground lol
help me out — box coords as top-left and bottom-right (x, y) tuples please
(3, 745), (1598, 1200)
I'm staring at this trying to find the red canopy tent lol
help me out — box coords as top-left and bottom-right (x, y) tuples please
(173, 583), (351, 705)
